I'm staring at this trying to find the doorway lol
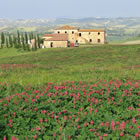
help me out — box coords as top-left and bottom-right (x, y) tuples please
(50, 42), (53, 48)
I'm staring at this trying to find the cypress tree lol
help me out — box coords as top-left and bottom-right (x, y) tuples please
(9, 34), (13, 47)
(37, 34), (40, 48)
(6, 38), (9, 48)
(17, 30), (20, 45)
(13, 36), (17, 48)
(1, 32), (5, 45)
(21, 34), (26, 50)
(25, 32), (28, 45)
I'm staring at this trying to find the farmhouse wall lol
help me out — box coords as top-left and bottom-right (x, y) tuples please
(44, 41), (68, 48)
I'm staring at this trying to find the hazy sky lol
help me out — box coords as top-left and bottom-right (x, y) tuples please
(0, 0), (140, 19)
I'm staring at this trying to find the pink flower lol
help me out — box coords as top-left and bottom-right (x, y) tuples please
(12, 136), (19, 140)
(103, 133), (108, 137)
(106, 122), (109, 128)
(40, 119), (43, 123)
(35, 127), (41, 131)
(76, 118), (80, 122)
(53, 133), (57, 137)
(24, 99), (27, 102)
(116, 121), (119, 125)
(55, 116), (59, 119)
(132, 118), (136, 123)
(135, 133), (139, 138)
(90, 120), (94, 125)
(111, 120), (115, 130)
(95, 109), (98, 113)
(3, 136), (6, 140)
(134, 82), (139, 88)
(77, 125), (80, 129)
(64, 116), (67, 120)
(99, 136), (103, 140)
(120, 132), (124, 137)
(120, 122), (125, 130)
(34, 108), (37, 112)
(9, 120), (12, 124)
(100, 122), (104, 127)
(42, 110), (47, 114)
(84, 122), (87, 127)
(89, 129), (93, 132)
(68, 136), (71, 139)
(33, 135), (37, 139)
(45, 119), (48, 122)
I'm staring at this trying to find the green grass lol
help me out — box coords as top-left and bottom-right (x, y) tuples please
(0, 45), (140, 85)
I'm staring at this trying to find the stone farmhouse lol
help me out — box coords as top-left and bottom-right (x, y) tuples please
(43, 25), (106, 48)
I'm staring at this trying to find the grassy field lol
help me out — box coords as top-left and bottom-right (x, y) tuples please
(0, 44), (140, 85)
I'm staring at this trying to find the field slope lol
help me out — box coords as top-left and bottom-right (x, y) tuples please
(0, 44), (140, 85)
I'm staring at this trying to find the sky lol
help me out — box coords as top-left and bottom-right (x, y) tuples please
(0, 0), (140, 19)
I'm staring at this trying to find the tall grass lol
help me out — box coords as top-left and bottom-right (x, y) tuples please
(0, 44), (140, 85)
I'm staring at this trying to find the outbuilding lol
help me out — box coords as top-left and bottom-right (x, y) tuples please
(43, 34), (68, 48)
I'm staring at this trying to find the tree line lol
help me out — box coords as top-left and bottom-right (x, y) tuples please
(0, 31), (43, 51)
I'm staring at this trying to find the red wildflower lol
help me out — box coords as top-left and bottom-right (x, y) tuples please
(132, 118), (136, 123)
(135, 133), (139, 138)
(35, 127), (41, 131)
(90, 120), (94, 125)
(120, 132), (124, 137)
(77, 125), (80, 129)
(99, 136), (103, 140)
(40, 119), (43, 123)
(103, 133), (108, 137)
(33, 135), (37, 139)
(106, 122), (109, 128)
(9, 120), (12, 124)
(45, 119), (48, 122)
(100, 122), (104, 127)
(120, 122), (125, 130)
(84, 122), (87, 127)
(4, 104), (7, 106)
(53, 133), (57, 137)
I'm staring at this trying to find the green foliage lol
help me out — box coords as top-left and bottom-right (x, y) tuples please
(0, 80), (139, 139)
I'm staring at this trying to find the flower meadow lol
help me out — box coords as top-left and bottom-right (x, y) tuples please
(0, 80), (140, 140)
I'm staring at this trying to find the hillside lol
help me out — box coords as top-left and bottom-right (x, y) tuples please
(1, 17), (140, 42)
(0, 45), (140, 85)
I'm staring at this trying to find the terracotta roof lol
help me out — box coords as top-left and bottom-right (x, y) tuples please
(55, 25), (77, 30)
(78, 29), (105, 32)
(45, 34), (68, 41)
(43, 34), (54, 37)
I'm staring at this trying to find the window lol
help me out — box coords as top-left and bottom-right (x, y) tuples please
(72, 31), (74, 34)
(89, 32), (91, 35)
(65, 31), (67, 34)
(79, 33), (82, 37)
(98, 39), (101, 43)
(58, 31), (60, 34)
(98, 32), (100, 35)
(89, 39), (92, 42)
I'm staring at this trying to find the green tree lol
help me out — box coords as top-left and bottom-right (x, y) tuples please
(6, 38), (9, 48)
(1, 32), (5, 44)
(9, 34), (13, 47)
(25, 32), (28, 44)
(17, 30), (20, 45)
(37, 34), (41, 48)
